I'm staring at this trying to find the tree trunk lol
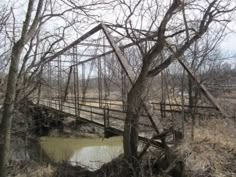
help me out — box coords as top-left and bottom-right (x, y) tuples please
(188, 75), (193, 112)
(0, 41), (23, 177)
(123, 65), (151, 161)
(188, 75), (197, 140)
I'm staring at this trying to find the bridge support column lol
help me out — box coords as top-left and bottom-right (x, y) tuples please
(104, 104), (110, 138)
(160, 101), (166, 118)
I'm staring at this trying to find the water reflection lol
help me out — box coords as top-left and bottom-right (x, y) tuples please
(39, 136), (123, 170)
(70, 145), (122, 171)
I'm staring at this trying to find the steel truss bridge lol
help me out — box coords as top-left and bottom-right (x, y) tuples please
(33, 23), (224, 149)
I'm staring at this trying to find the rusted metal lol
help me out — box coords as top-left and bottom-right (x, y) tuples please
(35, 22), (227, 155)
(63, 66), (73, 103)
(102, 23), (163, 135)
(102, 23), (134, 82)
(177, 59), (226, 116)
(47, 24), (102, 61)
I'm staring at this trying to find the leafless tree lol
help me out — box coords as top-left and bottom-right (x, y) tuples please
(0, 0), (114, 176)
(0, 1), (46, 176)
(114, 0), (236, 163)
(0, 4), (11, 72)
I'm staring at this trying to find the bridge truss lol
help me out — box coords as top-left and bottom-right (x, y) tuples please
(34, 23), (226, 147)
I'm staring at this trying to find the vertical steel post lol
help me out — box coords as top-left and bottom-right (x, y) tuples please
(48, 62), (52, 107)
(75, 45), (80, 117)
(98, 57), (102, 107)
(73, 46), (78, 116)
(181, 69), (185, 139)
(37, 82), (41, 105)
(57, 56), (62, 111)
(82, 63), (85, 103)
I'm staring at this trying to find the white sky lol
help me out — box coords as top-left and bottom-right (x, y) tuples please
(220, 33), (236, 54)
(1, 0), (236, 60)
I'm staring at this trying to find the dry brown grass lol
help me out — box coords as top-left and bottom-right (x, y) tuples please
(13, 164), (54, 177)
(176, 118), (236, 177)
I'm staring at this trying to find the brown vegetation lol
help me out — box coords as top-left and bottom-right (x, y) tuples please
(177, 118), (236, 177)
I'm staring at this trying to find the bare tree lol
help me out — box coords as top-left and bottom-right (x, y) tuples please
(0, 0), (113, 176)
(0, 1), (45, 176)
(115, 0), (236, 163)
(0, 5), (11, 72)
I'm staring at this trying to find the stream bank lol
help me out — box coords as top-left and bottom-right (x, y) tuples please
(3, 100), (125, 176)
(7, 101), (186, 177)
(6, 101), (232, 177)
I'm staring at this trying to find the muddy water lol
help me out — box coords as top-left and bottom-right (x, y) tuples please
(39, 136), (123, 171)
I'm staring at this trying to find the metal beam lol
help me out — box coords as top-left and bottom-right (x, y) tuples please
(102, 23), (134, 82)
(70, 30), (159, 67)
(46, 24), (102, 61)
(106, 23), (157, 36)
(177, 59), (226, 116)
(63, 53), (100, 57)
(77, 42), (112, 48)
(63, 66), (73, 103)
(102, 23), (164, 135)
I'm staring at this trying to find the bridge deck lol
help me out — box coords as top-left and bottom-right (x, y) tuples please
(36, 99), (157, 140)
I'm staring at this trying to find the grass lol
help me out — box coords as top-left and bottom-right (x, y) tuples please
(176, 118), (236, 177)
(12, 163), (54, 177)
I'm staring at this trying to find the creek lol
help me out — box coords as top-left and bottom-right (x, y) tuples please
(39, 136), (123, 171)
(10, 104), (124, 171)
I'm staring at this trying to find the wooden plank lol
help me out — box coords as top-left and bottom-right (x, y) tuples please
(38, 100), (165, 149)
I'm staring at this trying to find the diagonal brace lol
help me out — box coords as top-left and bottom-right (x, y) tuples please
(177, 58), (226, 116)
(101, 23), (163, 135)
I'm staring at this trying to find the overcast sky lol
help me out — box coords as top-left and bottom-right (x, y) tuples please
(221, 33), (236, 54)
(1, 0), (236, 61)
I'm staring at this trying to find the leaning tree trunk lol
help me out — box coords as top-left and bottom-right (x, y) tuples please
(188, 75), (195, 140)
(0, 41), (24, 177)
(123, 66), (151, 161)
